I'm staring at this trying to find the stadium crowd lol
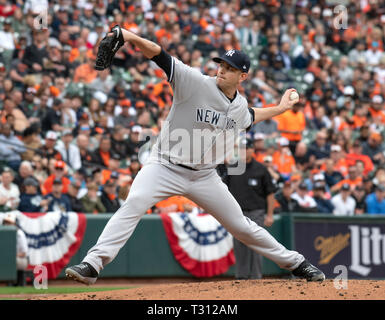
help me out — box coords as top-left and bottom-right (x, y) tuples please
(1, 0), (385, 215)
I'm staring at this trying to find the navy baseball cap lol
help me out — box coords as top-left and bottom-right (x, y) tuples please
(213, 49), (250, 73)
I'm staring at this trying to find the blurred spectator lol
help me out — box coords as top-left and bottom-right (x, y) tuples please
(13, 160), (39, 192)
(276, 102), (306, 155)
(126, 125), (143, 157)
(100, 180), (120, 213)
(128, 154), (141, 180)
(91, 135), (112, 167)
(251, 118), (279, 139)
(0, 122), (26, 171)
(55, 129), (82, 171)
(294, 141), (310, 172)
(365, 40), (382, 66)
(274, 181), (302, 213)
(21, 123), (42, 161)
(307, 131), (330, 168)
(31, 154), (48, 185)
(89, 68), (115, 94)
(323, 158), (344, 188)
(262, 154), (282, 185)
(368, 95), (385, 128)
(373, 166), (385, 185)
(348, 41), (367, 68)
(73, 55), (98, 83)
(18, 177), (45, 213)
(81, 182), (106, 214)
(42, 99), (64, 133)
(365, 184), (385, 215)
(355, 159), (366, 179)
(61, 98), (77, 129)
(110, 125), (129, 160)
(22, 29), (48, 74)
(331, 184), (356, 216)
(337, 56), (353, 84)
(312, 181), (334, 214)
(67, 182), (84, 213)
(40, 130), (62, 161)
(272, 137), (296, 179)
(291, 181), (318, 213)
(76, 133), (93, 168)
(352, 186), (367, 215)
(44, 178), (72, 212)
(324, 144), (348, 177)
(331, 164), (363, 193)
(42, 160), (71, 195)
(363, 176), (375, 195)
(292, 40), (313, 69)
(362, 132), (385, 166)
(101, 155), (120, 185)
(251, 133), (266, 163)
(0, 17), (16, 70)
(155, 195), (199, 214)
(0, 167), (20, 211)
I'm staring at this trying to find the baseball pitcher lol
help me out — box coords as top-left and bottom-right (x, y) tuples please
(65, 25), (325, 285)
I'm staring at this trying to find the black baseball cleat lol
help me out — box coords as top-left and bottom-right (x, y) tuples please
(292, 259), (326, 282)
(65, 262), (98, 285)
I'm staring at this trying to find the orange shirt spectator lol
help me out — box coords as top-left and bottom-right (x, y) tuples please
(101, 170), (122, 186)
(275, 107), (306, 142)
(73, 61), (98, 83)
(272, 137), (296, 176)
(123, 22), (139, 32)
(69, 47), (80, 63)
(155, 28), (172, 43)
(369, 109), (385, 125)
(331, 177), (363, 193)
(330, 164), (363, 193)
(42, 161), (71, 195)
(345, 141), (374, 176)
(99, 151), (110, 168)
(351, 114), (367, 129)
(320, 158), (349, 177)
(368, 95), (385, 124)
(156, 196), (198, 213)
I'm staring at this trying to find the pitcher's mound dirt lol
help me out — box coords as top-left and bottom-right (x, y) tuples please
(36, 279), (385, 300)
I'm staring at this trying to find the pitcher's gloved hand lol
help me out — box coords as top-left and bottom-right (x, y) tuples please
(94, 25), (125, 71)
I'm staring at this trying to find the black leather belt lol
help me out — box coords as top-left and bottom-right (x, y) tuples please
(161, 154), (199, 171)
(176, 163), (199, 171)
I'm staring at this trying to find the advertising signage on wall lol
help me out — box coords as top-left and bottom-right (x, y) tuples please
(294, 219), (385, 279)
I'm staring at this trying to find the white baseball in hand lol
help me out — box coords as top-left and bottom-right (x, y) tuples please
(289, 91), (299, 101)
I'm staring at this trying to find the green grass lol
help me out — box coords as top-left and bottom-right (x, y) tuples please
(0, 286), (132, 296)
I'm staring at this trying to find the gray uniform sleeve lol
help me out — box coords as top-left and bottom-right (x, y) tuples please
(238, 99), (253, 130)
(169, 57), (203, 102)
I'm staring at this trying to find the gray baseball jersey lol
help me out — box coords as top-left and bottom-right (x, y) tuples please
(147, 56), (252, 170)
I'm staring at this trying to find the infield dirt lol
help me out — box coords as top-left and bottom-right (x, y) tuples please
(32, 279), (385, 300)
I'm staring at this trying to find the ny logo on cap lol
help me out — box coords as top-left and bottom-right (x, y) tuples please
(225, 49), (235, 57)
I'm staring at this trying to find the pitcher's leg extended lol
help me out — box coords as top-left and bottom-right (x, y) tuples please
(186, 171), (325, 281)
(66, 163), (187, 284)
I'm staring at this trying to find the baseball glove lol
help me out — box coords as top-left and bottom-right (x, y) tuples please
(94, 25), (125, 71)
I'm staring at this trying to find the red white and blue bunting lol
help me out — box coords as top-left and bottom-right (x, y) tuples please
(161, 212), (235, 277)
(1, 211), (86, 279)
